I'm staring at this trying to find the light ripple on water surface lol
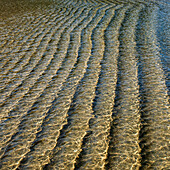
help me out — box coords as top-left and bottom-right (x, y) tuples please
(0, 0), (169, 169)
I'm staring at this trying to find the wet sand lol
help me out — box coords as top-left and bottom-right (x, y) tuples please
(0, 0), (169, 169)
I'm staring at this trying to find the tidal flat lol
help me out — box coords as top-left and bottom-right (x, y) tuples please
(0, 0), (169, 169)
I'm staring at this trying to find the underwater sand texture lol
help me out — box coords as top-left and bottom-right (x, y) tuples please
(0, 0), (169, 169)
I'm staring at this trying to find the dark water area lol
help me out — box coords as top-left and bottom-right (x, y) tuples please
(0, 0), (169, 169)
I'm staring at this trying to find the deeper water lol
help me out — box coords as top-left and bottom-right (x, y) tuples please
(0, 0), (169, 169)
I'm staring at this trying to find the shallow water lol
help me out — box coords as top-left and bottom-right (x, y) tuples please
(0, 0), (169, 169)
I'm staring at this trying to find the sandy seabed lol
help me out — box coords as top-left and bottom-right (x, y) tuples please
(0, 0), (169, 169)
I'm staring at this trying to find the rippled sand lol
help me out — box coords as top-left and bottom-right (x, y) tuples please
(0, 0), (169, 169)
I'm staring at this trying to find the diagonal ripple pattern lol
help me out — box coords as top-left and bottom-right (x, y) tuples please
(0, 0), (169, 169)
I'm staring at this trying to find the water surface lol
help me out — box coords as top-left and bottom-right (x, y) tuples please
(0, 0), (169, 169)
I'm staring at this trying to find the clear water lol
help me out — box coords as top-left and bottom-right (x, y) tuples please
(0, 0), (169, 169)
